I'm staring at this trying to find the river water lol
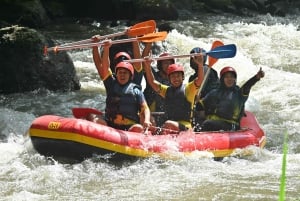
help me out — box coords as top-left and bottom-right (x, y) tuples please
(1, 13), (300, 200)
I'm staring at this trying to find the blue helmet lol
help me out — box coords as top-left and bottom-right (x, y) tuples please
(189, 47), (207, 71)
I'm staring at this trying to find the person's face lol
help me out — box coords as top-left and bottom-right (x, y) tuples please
(169, 72), (184, 88)
(116, 68), (131, 85)
(223, 72), (236, 87)
(160, 60), (174, 74)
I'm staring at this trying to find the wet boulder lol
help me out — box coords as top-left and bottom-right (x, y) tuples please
(0, 26), (80, 94)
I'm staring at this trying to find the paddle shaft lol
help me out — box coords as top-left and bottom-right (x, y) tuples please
(46, 31), (167, 53)
(191, 40), (225, 127)
(58, 25), (155, 47)
(195, 40), (224, 102)
(126, 44), (236, 63)
(57, 32), (128, 48)
(72, 107), (165, 119)
(195, 67), (211, 102)
(150, 126), (179, 134)
(57, 20), (156, 47)
(47, 38), (140, 52)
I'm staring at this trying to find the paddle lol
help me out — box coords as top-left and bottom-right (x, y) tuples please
(44, 31), (167, 55)
(125, 44), (236, 63)
(72, 108), (180, 134)
(56, 20), (156, 48)
(208, 40), (224, 67)
(191, 40), (225, 128)
(72, 107), (164, 119)
(149, 126), (180, 135)
(195, 40), (224, 102)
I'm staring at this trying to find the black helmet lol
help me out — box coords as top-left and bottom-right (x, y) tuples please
(189, 47), (207, 71)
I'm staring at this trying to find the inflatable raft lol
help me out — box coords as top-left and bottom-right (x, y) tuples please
(28, 110), (266, 162)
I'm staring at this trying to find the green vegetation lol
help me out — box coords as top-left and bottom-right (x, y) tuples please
(279, 131), (288, 201)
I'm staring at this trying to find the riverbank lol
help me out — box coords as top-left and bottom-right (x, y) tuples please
(1, 0), (300, 29)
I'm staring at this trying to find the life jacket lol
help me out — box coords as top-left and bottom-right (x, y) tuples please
(144, 70), (169, 112)
(105, 82), (140, 123)
(165, 84), (191, 121)
(205, 86), (244, 123)
(189, 65), (220, 98)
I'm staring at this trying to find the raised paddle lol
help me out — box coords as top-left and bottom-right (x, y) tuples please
(191, 40), (225, 128)
(208, 40), (224, 67)
(125, 44), (237, 63)
(44, 31), (167, 55)
(56, 20), (156, 48)
(196, 40), (225, 101)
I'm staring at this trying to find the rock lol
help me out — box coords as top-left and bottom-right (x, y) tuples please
(0, 26), (80, 94)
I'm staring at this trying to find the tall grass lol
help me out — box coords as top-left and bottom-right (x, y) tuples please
(279, 131), (288, 201)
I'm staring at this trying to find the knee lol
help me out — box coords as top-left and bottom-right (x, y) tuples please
(86, 113), (106, 125)
(128, 124), (143, 133)
(201, 120), (214, 131)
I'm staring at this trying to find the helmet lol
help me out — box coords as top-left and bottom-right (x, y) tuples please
(157, 52), (175, 71)
(113, 52), (131, 64)
(190, 47), (207, 70)
(220, 66), (237, 78)
(115, 61), (134, 77)
(167, 64), (184, 76)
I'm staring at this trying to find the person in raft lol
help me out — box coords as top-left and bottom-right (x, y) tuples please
(188, 47), (220, 131)
(94, 35), (152, 86)
(143, 52), (175, 127)
(143, 53), (204, 132)
(197, 66), (265, 131)
(88, 39), (152, 133)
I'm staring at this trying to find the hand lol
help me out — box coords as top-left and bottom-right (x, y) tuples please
(191, 52), (204, 66)
(102, 39), (112, 48)
(256, 67), (265, 79)
(143, 56), (153, 66)
(91, 35), (101, 42)
(143, 121), (152, 129)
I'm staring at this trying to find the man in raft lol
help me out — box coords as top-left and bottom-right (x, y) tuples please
(88, 39), (152, 133)
(143, 52), (204, 132)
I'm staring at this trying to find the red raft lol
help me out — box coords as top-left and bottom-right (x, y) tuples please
(28, 110), (266, 162)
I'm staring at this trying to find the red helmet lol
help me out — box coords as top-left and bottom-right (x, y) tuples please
(167, 64), (184, 76)
(220, 66), (237, 78)
(115, 61), (134, 76)
(114, 52), (131, 62)
(159, 52), (173, 58)
(157, 52), (175, 70)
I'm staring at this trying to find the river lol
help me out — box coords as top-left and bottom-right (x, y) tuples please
(0, 13), (300, 200)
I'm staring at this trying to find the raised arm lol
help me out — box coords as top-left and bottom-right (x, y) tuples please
(132, 41), (142, 71)
(132, 41), (152, 72)
(141, 42), (152, 57)
(191, 52), (204, 87)
(143, 58), (161, 92)
(241, 67), (265, 95)
(92, 37), (112, 80)
(91, 35), (102, 77)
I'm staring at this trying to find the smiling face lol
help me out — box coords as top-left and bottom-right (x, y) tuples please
(222, 72), (236, 87)
(116, 68), (131, 85)
(169, 72), (184, 88)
